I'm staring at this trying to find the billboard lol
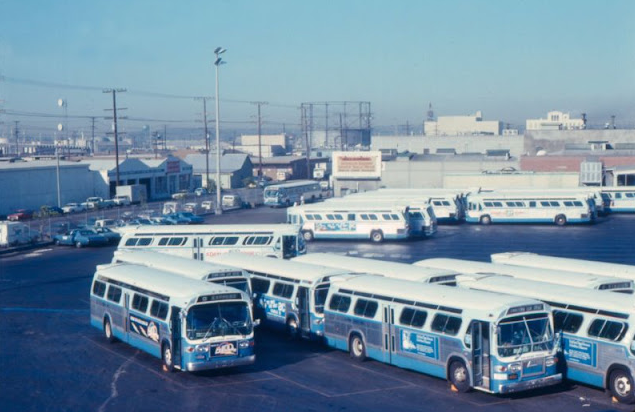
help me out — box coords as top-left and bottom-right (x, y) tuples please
(332, 151), (382, 179)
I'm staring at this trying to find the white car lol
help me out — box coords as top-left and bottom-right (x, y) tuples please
(112, 195), (131, 206)
(62, 203), (86, 214)
(183, 202), (198, 213)
(201, 200), (214, 212)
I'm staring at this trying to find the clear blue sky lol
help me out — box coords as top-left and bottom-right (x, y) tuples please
(1, 0), (634, 135)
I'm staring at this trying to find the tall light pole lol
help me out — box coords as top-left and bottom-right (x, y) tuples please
(214, 47), (226, 214)
(54, 126), (62, 208)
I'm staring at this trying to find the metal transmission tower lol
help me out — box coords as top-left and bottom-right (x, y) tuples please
(251, 101), (268, 178)
(13, 121), (19, 156)
(195, 96), (212, 189)
(103, 88), (127, 188)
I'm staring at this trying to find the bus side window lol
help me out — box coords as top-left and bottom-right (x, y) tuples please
(272, 282), (294, 299)
(251, 278), (271, 294)
(106, 285), (122, 303)
(329, 294), (352, 312)
(92, 281), (107, 297)
(150, 300), (168, 320)
(132, 293), (149, 313)
(347, 214), (355, 221)
(353, 299), (378, 318)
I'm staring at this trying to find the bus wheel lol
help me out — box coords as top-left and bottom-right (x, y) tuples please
(349, 334), (366, 361)
(104, 318), (115, 343)
(555, 215), (567, 226)
(480, 215), (491, 225)
(302, 230), (314, 241)
(609, 369), (635, 404)
(370, 230), (384, 243)
(162, 343), (174, 373)
(286, 318), (300, 339)
(449, 360), (471, 393)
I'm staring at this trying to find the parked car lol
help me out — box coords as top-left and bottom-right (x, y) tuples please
(175, 211), (204, 224)
(150, 216), (173, 225)
(201, 200), (215, 212)
(183, 202), (198, 213)
(93, 219), (121, 232)
(194, 187), (208, 197)
(93, 227), (121, 244)
(171, 190), (192, 200)
(163, 213), (192, 225)
(7, 209), (34, 221)
(38, 205), (63, 217)
(126, 218), (154, 226)
(137, 210), (158, 220)
(102, 199), (117, 209)
(53, 229), (109, 248)
(62, 203), (86, 214)
(112, 195), (131, 207)
(85, 197), (104, 209)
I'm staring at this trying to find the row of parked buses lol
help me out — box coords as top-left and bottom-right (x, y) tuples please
(92, 245), (635, 403)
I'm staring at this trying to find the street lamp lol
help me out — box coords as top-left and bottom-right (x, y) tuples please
(55, 125), (63, 208)
(214, 47), (226, 214)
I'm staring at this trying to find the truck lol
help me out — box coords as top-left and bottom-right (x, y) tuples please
(115, 184), (147, 205)
(0, 221), (40, 247)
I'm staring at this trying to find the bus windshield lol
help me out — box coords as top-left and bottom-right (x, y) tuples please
(314, 284), (330, 314)
(186, 301), (252, 340)
(264, 189), (280, 198)
(497, 313), (553, 357)
(210, 278), (250, 294)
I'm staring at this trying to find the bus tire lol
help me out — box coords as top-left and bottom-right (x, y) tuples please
(162, 342), (175, 373)
(302, 230), (314, 242)
(286, 317), (300, 339)
(480, 215), (491, 225)
(349, 334), (366, 361)
(104, 318), (115, 343)
(609, 368), (635, 404)
(76, 241), (83, 248)
(370, 230), (384, 243)
(555, 215), (567, 226)
(449, 360), (471, 393)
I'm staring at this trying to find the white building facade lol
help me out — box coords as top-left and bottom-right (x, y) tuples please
(424, 111), (502, 136)
(526, 111), (585, 131)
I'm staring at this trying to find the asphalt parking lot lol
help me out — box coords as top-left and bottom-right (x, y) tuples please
(2, 207), (635, 412)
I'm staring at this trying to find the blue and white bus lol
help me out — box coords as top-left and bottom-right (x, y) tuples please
(287, 202), (412, 242)
(112, 249), (252, 296)
(324, 275), (561, 394)
(324, 198), (437, 237)
(601, 187), (635, 213)
(264, 180), (322, 207)
(348, 189), (464, 222)
(492, 252), (635, 281)
(90, 262), (256, 372)
(208, 252), (363, 339)
(454, 273), (635, 403)
(293, 253), (459, 285)
(415, 257), (634, 293)
(117, 224), (306, 259)
(465, 192), (594, 225)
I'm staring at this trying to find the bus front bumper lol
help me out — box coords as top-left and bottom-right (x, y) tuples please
(497, 373), (562, 394)
(186, 354), (256, 372)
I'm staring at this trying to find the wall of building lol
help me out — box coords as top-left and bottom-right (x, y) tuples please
(443, 172), (580, 189)
(0, 163), (95, 215)
(424, 112), (502, 136)
(524, 130), (635, 154)
(371, 135), (525, 157)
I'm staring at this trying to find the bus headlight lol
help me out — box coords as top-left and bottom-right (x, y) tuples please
(545, 357), (557, 367)
(508, 363), (522, 373)
(494, 365), (507, 372)
(195, 344), (210, 353)
(238, 340), (250, 349)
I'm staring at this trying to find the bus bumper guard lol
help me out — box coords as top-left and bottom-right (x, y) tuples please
(186, 354), (256, 372)
(497, 373), (562, 394)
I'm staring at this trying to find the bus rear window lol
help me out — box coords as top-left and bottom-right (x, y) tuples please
(92, 281), (107, 297)
(150, 300), (168, 320)
(431, 313), (462, 336)
(329, 294), (351, 313)
(106, 285), (122, 303)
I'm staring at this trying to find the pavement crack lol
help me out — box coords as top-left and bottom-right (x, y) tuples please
(97, 354), (136, 412)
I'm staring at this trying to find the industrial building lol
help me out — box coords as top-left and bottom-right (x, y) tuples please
(526, 111), (586, 131)
(424, 111), (502, 136)
(184, 153), (253, 189)
(371, 134), (523, 157)
(0, 160), (96, 216)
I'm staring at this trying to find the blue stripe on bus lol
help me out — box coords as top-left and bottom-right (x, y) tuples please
(465, 218), (590, 224)
(1, 307), (88, 314)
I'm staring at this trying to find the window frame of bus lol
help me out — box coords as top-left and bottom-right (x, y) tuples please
(106, 285), (122, 303)
(272, 282), (294, 299)
(353, 298), (379, 318)
(430, 313), (462, 336)
(329, 293), (352, 312)
(92, 280), (107, 297)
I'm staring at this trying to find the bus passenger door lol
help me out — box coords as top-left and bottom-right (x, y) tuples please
(297, 286), (310, 336)
(123, 293), (130, 335)
(192, 237), (204, 260)
(381, 304), (396, 364)
(471, 321), (485, 389)
(170, 307), (182, 369)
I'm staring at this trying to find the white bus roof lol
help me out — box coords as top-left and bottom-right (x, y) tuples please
(288, 202), (409, 213)
(324, 198), (430, 207)
(467, 193), (587, 200)
(455, 274), (635, 318)
(332, 275), (548, 320)
(265, 180), (318, 189)
(294, 253), (458, 283)
(415, 258), (634, 291)
(95, 263), (247, 306)
(208, 252), (358, 284)
(601, 186), (635, 192)
(491, 252), (635, 281)
(118, 224), (301, 236)
(112, 250), (246, 280)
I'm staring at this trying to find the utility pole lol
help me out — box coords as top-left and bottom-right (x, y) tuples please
(13, 121), (19, 156)
(89, 116), (96, 155)
(251, 101), (268, 178)
(103, 88), (127, 189)
(195, 97), (212, 189)
(339, 114), (344, 151)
